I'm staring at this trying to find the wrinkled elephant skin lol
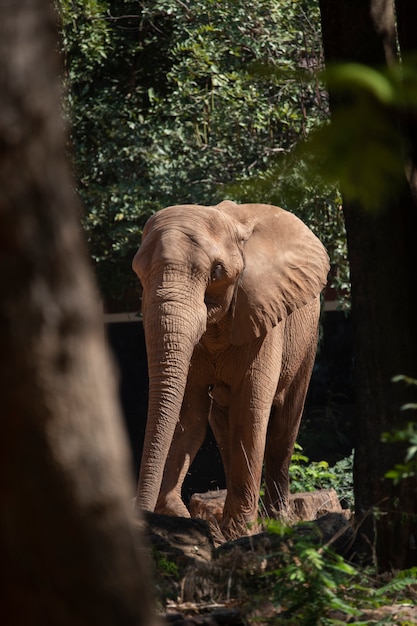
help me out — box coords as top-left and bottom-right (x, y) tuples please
(132, 201), (330, 539)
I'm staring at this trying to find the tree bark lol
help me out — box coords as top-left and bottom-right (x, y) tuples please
(319, 0), (395, 65)
(395, 0), (417, 55)
(0, 1), (157, 623)
(319, 0), (417, 570)
(394, 0), (417, 204)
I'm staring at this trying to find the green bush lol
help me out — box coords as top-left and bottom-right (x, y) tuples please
(290, 445), (354, 509)
(383, 375), (417, 484)
(56, 0), (349, 301)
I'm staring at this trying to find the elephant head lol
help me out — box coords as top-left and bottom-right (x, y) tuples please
(133, 201), (329, 514)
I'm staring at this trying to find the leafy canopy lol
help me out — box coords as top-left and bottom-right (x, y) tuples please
(57, 0), (347, 300)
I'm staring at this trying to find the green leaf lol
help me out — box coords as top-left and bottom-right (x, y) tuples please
(325, 62), (396, 104)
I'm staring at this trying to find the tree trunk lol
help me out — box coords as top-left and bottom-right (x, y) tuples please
(319, 0), (417, 570)
(0, 1), (157, 623)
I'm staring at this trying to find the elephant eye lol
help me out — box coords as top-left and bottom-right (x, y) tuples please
(210, 263), (224, 282)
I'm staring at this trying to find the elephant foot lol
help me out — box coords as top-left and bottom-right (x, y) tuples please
(220, 515), (261, 541)
(155, 493), (190, 518)
(263, 497), (291, 524)
(262, 489), (291, 523)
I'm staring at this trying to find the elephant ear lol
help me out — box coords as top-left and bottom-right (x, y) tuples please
(227, 204), (330, 345)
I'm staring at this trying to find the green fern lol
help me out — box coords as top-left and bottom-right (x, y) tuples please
(374, 567), (417, 598)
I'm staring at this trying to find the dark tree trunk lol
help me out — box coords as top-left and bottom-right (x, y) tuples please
(0, 1), (157, 624)
(394, 0), (417, 204)
(395, 0), (417, 55)
(319, 0), (417, 570)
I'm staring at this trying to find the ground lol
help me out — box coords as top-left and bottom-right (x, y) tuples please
(136, 493), (417, 625)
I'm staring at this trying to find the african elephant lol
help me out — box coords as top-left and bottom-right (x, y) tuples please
(133, 201), (329, 539)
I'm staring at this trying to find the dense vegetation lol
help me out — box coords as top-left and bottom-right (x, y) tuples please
(57, 0), (347, 301)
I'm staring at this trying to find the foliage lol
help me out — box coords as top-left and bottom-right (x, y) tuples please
(289, 445), (354, 509)
(260, 520), (361, 623)
(153, 550), (179, 578)
(152, 516), (417, 624)
(151, 548), (179, 605)
(56, 0), (348, 301)
(56, 0), (154, 295)
(383, 376), (417, 484)
(300, 60), (417, 212)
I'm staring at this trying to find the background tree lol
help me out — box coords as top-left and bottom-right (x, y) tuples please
(0, 1), (157, 623)
(318, 0), (417, 570)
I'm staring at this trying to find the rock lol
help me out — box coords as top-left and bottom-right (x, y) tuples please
(137, 505), (353, 570)
(163, 607), (248, 625)
(217, 512), (353, 559)
(289, 488), (344, 520)
(140, 511), (216, 567)
(189, 490), (226, 523)
(189, 488), (345, 523)
(134, 491), (353, 581)
(138, 503), (354, 611)
(314, 511), (354, 545)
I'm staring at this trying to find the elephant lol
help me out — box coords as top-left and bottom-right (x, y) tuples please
(133, 200), (330, 539)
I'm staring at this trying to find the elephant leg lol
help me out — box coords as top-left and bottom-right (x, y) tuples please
(208, 387), (231, 480)
(155, 382), (211, 517)
(263, 304), (319, 517)
(262, 386), (305, 518)
(221, 400), (271, 538)
(221, 334), (284, 539)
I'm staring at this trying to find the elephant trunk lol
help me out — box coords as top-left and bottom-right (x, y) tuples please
(136, 289), (207, 512)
